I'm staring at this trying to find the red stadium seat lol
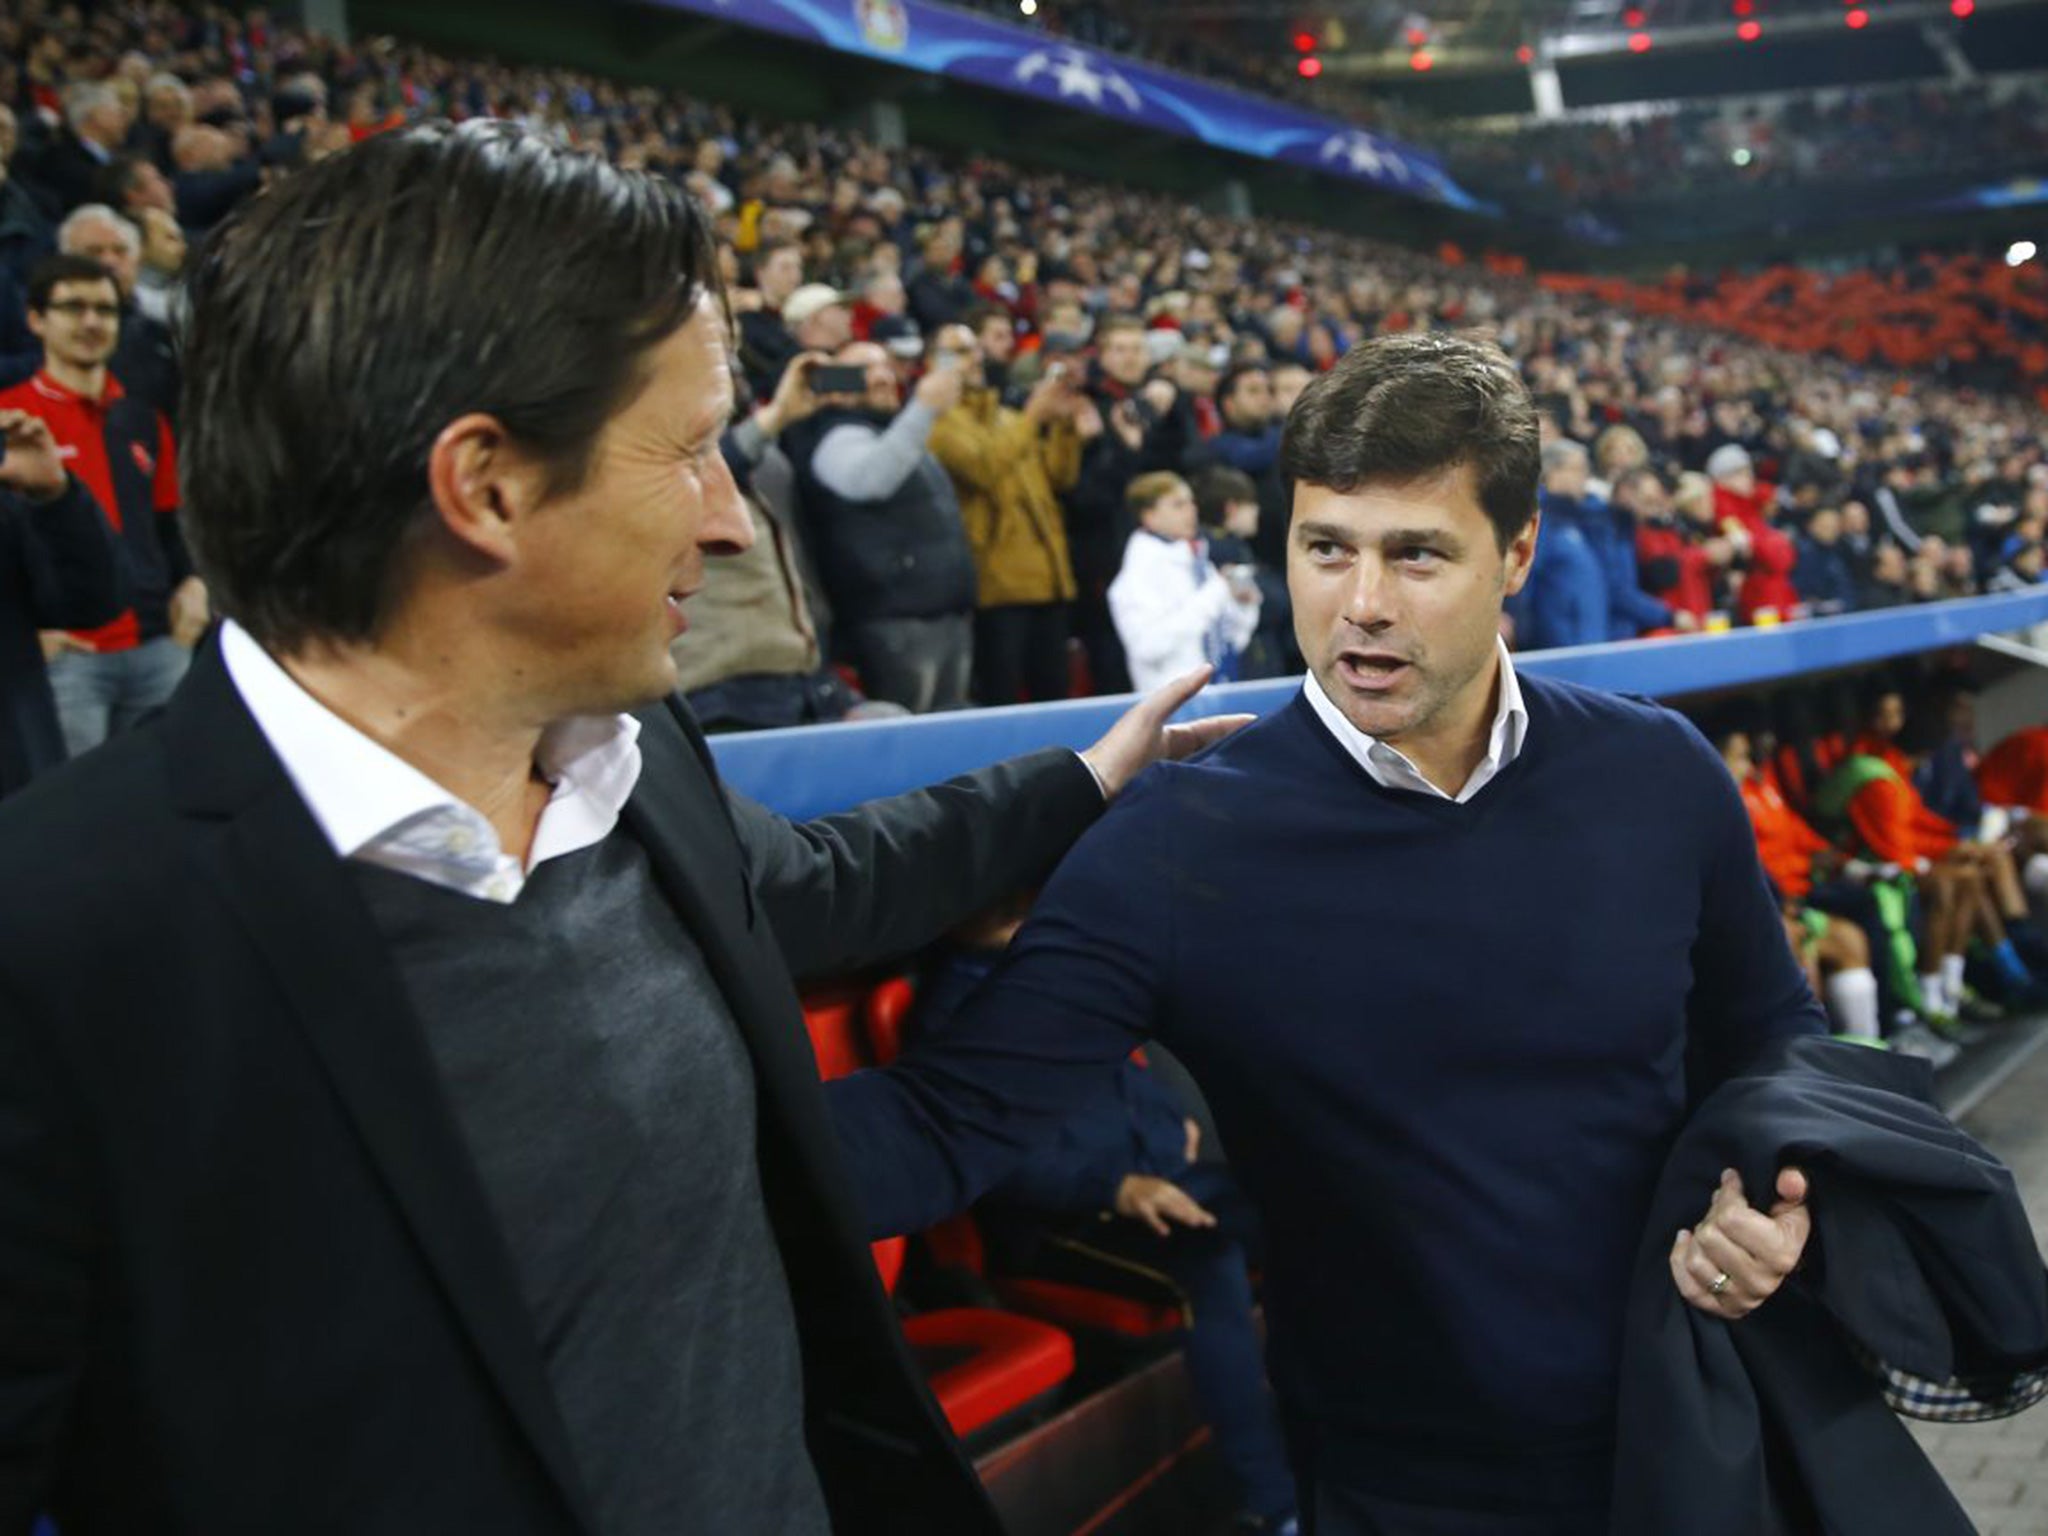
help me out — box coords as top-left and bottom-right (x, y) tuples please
(805, 984), (1076, 1439)
(861, 979), (1186, 1341)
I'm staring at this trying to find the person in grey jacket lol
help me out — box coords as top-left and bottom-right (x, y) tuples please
(784, 339), (979, 712)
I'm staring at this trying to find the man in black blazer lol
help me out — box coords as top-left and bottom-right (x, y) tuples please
(0, 122), (1235, 1536)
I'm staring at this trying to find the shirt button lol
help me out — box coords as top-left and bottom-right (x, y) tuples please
(445, 827), (475, 854)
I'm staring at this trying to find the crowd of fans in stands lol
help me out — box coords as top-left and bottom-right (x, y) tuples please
(0, 0), (2042, 751)
(1444, 81), (2048, 212)
(958, 0), (2048, 218)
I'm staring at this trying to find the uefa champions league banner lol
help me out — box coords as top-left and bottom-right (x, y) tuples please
(652, 0), (1492, 213)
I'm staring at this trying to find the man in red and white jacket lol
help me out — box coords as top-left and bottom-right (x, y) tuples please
(0, 253), (204, 756)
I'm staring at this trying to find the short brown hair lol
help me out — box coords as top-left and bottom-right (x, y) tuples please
(1281, 332), (1538, 551)
(182, 121), (716, 652)
(1125, 471), (1187, 520)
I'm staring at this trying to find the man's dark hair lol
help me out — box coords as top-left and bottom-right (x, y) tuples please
(1282, 333), (1539, 551)
(962, 303), (1009, 336)
(751, 235), (800, 277)
(1614, 465), (1664, 503)
(181, 121), (717, 653)
(1214, 362), (1269, 410)
(27, 253), (119, 311)
(98, 154), (155, 209)
(1192, 465), (1258, 525)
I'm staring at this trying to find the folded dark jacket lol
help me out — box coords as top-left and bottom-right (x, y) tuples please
(1613, 1035), (2048, 1535)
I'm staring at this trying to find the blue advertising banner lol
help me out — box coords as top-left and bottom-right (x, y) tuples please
(650, 0), (1490, 212)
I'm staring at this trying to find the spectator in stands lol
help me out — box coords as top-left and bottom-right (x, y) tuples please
(0, 407), (126, 797)
(1708, 444), (1800, 625)
(737, 235), (805, 393)
(675, 349), (887, 731)
(968, 304), (1017, 399)
(1579, 451), (1673, 641)
(1108, 471), (1259, 691)
(907, 223), (976, 333)
(0, 105), (55, 290)
(167, 122), (259, 231)
(913, 897), (1300, 1536)
(1624, 466), (1720, 631)
(1860, 540), (1913, 610)
(1510, 438), (1609, 650)
(1194, 364), (1285, 567)
(55, 202), (177, 422)
(131, 206), (185, 327)
(927, 322), (1087, 705)
(784, 338), (979, 713)
(1590, 423), (1649, 503)
(1988, 533), (2045, 594)
(100, 154), (174, 226)
(1067, 313), (1180, 695)
(15, 81), (132, 216)
(0, 120), (1234, 1536)
(837, 334), (1827, 1533)
(1793, 506), (1858, 616)
(1196, 463), (1291, 678)
(1, 253), (199, 757)
(1270, 360), (1312, 418)
(137, 71), (193, 170)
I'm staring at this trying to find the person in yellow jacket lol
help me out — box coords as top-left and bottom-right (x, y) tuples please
(926, 322), (1094, 704)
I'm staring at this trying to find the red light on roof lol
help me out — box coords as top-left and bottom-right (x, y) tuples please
(1623, 8), (1646, 25)
(1405, 26), (1428, 45)
(1949, 0), (1973, 16)
(1737, 18), (1762, 37)
(1627, 30), (1653, 49)
(1293, 31), (1318, 51)
(1845, 8), (1868, 24)
(1732, 0), (1754, 15)
(1298, 54), (1325, 75)
(1410, 48), (1435, 68)
(1516, 42), (1535, 61)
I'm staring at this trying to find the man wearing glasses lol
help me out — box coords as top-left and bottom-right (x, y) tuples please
(0, 252), (206, 756)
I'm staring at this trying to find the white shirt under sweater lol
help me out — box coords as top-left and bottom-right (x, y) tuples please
(220, 620), (641, 904)
(1301, 637), (1529, 804)
(1107, 528), (1261, 693)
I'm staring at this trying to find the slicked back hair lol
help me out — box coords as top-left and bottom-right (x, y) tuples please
(1281, 332), (1539, 551)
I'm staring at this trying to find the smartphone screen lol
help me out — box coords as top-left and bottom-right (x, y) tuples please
(809, 363), (869, 395)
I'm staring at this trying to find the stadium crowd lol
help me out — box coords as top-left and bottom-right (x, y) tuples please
(1, 9), (2047, 1534)
(0, 0), (2040, 747)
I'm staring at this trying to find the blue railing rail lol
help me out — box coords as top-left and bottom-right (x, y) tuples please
(711, 589), (2048, 820)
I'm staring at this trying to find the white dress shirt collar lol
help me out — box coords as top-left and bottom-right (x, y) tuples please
(220, 620), (642, 903)
(1302, 637), (1528, 805)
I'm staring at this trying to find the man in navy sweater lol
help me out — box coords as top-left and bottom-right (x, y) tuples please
(831, 333), (1826, 1534)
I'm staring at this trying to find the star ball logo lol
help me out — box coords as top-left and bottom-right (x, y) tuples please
(1014, 46), (1143, 112)
(856, 0), (909, 50)
(1319, 131), (1413, 184)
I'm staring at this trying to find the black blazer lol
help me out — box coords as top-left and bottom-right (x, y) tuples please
(1613, 1035), (2048, 1535)
(0, 636), (1103, 1535)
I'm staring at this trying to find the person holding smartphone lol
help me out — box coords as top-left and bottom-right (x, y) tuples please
(779, 337), (980, 713)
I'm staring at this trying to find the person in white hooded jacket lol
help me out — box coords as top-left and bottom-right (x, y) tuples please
(1108, 471), (1261, 692)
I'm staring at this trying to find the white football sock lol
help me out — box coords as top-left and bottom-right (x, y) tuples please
(1825, 967), (1882, 1040)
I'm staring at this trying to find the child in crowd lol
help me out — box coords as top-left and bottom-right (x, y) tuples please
(1108, 471), (1260, 691)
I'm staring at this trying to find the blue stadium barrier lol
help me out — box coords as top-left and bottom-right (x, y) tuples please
(710, 589), (2048, 820)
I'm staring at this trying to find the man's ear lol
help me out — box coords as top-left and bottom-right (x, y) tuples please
(424, 414), (551, 567)
(1503, 510), (1541, 598)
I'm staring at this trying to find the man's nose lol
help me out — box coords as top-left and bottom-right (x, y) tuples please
(1342, 558), (1396, 631)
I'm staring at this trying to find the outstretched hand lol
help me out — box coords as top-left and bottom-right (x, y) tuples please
(1079, 666), (1256, 800)
(1670, 1166), (1811, 1320)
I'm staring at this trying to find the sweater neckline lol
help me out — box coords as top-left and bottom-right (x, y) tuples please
(1284, 687), (1547, 826)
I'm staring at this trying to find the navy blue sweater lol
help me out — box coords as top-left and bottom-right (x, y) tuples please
(830, 674), (1825, 1511)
